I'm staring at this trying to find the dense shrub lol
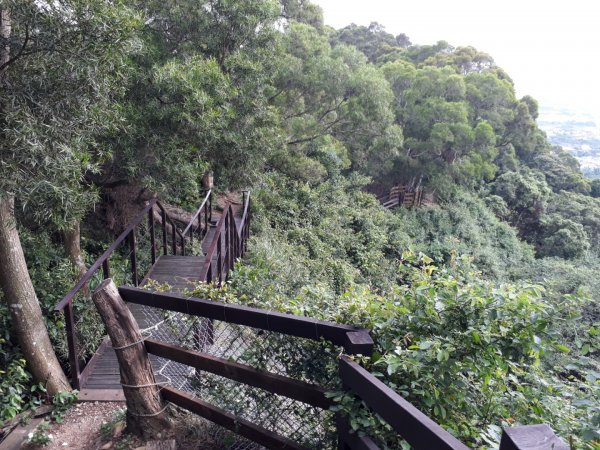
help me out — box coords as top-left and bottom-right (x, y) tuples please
(229, 252), (599, 448)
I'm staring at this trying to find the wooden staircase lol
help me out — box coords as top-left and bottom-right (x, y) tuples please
(54, 190), (251, 400)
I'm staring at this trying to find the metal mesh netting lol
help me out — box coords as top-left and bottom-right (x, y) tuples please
(137, 300), (341, 449)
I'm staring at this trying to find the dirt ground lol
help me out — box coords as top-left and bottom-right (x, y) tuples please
(17, 402), (225, 450)
(21, 402), (130, 450)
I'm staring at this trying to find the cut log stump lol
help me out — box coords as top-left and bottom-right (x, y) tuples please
(92, 278), (171, 439)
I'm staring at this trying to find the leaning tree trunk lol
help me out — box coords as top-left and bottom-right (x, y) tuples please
(0, 196), (71, 395)
(63, 222), (89, 295)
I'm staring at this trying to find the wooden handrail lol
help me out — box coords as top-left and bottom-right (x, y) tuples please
(198, 192), (251, 283)
(338, 356), (469, 450)
(118, 286), (373, 353)
(162, 387), (308, 450)
(54, 198), (159, 312)
(155, 201), (186, 254)
(55, 198), (188, 311)
(199, 203), (230, 282)
(145, 339), (332, 409)
(55, 193), (214, 389)
(499, 425), (568, 450)
(181, 189), (212, 238)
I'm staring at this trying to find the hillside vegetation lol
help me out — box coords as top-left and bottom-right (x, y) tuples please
(0, 1), (598, 448)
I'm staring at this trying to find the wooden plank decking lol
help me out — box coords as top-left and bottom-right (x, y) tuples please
(77, 208), (243, 401)
(78, 256), (214, 400)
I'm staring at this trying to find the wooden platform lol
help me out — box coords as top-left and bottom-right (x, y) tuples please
(78, 255), (210, 399)
(77, 206), (244, 401)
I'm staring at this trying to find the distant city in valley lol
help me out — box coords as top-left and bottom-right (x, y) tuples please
(537, 106), (600, 178)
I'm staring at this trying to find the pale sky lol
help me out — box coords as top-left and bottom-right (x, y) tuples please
(314, 0), (600, 122)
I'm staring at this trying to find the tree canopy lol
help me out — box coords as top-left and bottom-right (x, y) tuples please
(1, 1), (599, 447)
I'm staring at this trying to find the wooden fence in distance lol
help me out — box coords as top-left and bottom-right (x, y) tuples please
(379, 185), (424, 209)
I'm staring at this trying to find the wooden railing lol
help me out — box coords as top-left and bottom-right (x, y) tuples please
(337, 357), (568, 450)
(379, 185), (423, 209)
(118, 283), (569, 450)
(338, 356), (469, 450)
(180, 189), (213, 255)
(199, 192), (250, 284)
(54, 190), (212, 389)
(119, 285), (373, 449)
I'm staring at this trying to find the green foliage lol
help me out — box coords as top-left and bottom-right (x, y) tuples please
(281, 0), (324, 29)
(226, 167), (599, 447)
(24, 392), (78, 445)
(230, 248), (599, 448)
(0, 357), (44, 423)
(0, 228), (106, 422)
(489, 169), (551, 237)
(394, 192), (534, 279)
(103, 0), (283, 195)
(273, 21), (401, 178)
(547, 191), (600, 252)
(100, 408), (127, 439)
(28, 420), (52, 446)
(530, 147), (590, 194)
(331, 22), (404, 63)
(538, 214), (590, 259)
(3, 0), (600, 447)
(247, 173), (414, 293)
(0, 0), (142, 228)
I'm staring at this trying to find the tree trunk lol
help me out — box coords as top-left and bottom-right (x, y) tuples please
(92, 279), (171, 438)
(0, 8), (10, 69)
(0, 195), (71, 395)
(63, 222), (89, 295)
(1, 8), (11, 122)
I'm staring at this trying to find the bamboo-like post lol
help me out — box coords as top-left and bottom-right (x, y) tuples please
(92, 279), (171, 438)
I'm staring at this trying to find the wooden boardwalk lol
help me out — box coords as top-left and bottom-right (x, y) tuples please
(78, 256), (208, 400)
(78, 210), (243, 401)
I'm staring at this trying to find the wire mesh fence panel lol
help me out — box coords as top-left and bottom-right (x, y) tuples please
(173, 408), (266, 450)
(136, 301), (341, 449)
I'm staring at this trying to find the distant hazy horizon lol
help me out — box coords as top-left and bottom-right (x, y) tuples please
(313, 0), (600, 127)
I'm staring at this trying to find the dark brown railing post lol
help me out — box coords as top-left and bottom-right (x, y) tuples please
(54, 200), (158, 389)
(204, 195), (209, 236)
(230, 208), (235, 267)
(499, 425), (568, 450)
(171, 220), (177, 255)
(63, 302), (81, 389)
(245, 199), (251, 254)
(128, 230), (138, 286)
(217, 233), (222, 284)
(148, 207), (156, 265)
(228, 210), (233, 270)
(102, 259), (110, 279)
(189, 217), (194, 248)
(161, 208), (167, 256)
(235, 213), (240, 258)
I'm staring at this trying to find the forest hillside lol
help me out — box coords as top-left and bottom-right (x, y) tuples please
(0, 1), (598, 448)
